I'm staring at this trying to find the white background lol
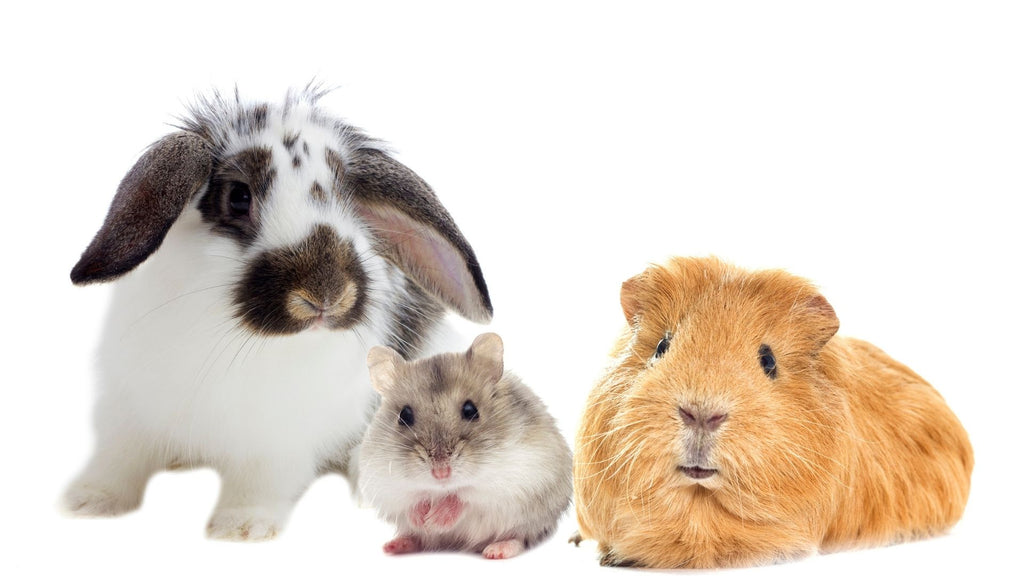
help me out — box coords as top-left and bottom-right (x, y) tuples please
(2, 1), (1021, 574)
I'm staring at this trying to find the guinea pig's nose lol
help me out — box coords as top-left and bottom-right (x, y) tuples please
(679, 406), (729, 432)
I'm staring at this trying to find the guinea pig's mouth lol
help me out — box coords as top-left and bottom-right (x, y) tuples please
(679, 466), (717, 480)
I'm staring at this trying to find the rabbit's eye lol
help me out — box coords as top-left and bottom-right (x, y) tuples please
(461, 400), (479, 422)
(227, 182), (252, 218)
(758, 344), (777, 379)
(399, 405), (414, 427)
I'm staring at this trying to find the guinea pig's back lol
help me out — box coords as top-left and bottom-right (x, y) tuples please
(821, 337), (974, 549)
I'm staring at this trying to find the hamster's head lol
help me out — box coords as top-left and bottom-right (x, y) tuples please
(608, 257), (847, 524)
(363, 333), (519, 488)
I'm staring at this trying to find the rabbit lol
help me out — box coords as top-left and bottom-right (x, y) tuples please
(62, 85), (493, 541)
(358, 333), (572, 559)
(572, 256), (973, 568)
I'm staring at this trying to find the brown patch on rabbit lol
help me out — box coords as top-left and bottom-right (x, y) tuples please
(573, 257), (973, 568)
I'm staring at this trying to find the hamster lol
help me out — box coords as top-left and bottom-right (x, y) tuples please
(572, 257), (973, 568)
(358, 332), (572, 559)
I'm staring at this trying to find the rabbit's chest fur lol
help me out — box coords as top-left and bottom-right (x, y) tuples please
(93, 209), (396, 464)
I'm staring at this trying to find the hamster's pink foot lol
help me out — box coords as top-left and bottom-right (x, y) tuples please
(409, 499), (432, 527)
(428, 494), (463, 528)
(384, 535), (422, 555)
(483, 539), (525, 559)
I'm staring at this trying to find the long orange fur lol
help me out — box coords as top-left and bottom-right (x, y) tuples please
(573, 257), (973, 568)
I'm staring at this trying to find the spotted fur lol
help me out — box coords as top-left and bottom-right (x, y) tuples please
(64, 85), (492, 541)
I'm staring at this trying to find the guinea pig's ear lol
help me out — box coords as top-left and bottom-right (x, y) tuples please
(803, 294), (840, 348)
(620, 273), (648, 325)
(467, 332), (504, 384)
(367, 345), (405, 395)
(342, 149), (493, 324)
(71, 132), (212, 285)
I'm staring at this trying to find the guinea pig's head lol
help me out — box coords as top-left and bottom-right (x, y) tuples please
(70, 87), (492, 335)
(610, 257), (846, 523)
(363, 333), (514, 487)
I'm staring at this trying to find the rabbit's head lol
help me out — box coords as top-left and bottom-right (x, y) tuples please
(71, 87), (492, 338)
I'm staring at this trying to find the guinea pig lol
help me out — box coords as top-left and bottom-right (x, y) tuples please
(358, 333), (572, 559)
(62, 85), (492, 540)
(572, 257), (973, 568)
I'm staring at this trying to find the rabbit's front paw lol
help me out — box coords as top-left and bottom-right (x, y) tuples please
(62, 484), (140, 517)
(206, 508), (281, 541)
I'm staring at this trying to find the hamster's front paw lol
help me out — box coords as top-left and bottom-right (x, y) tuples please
(426, 494), (463, 529)
(409, 499), (432, 527)
(483, 539), (525, 560)
(62, 484), (141, 517)
(206, 507), (281, 541)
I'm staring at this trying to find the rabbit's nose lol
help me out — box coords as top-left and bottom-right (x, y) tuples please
(678, 406), (728, 432)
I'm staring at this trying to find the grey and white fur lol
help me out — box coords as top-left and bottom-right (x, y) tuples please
(63, 84), (492, 540)
(358, 333), (572, 559)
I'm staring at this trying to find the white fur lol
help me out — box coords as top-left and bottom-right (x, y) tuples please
(358, 394), (571, 553)
(364, 448), (566, 550)
(64, 97), (467, 540)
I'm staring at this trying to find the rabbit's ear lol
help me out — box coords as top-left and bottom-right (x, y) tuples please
(344, 149), (492, 323)
(71, 132), (212, 285)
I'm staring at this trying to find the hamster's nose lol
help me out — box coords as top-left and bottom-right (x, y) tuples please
(679, 406), (728, 431)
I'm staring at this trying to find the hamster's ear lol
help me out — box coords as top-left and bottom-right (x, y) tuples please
(620, 273), (647, 324)
(467, 332), (504, 383)
(367, 346), (405, 395)
(804, 294), (840, 348)
(71, 132), (213, 285)
(342, 149), (492, 324)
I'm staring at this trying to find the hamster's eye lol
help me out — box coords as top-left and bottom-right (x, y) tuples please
(399, 405), (415, 427)
(227, 182), (252, 219)
(653, 336), (671, 360)
(758, 344), (777, 379)
(461, 400), (479, 422)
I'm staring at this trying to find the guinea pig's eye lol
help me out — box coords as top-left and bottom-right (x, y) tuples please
(399, 405), (415, 427)
(227, 181), (252, 219)
(758, 344), (778, 379)
(461, 400), (479, 422)
(653, 336), (671, 360)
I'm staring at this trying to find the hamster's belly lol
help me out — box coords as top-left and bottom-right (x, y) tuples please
(401, 492), (526, 551)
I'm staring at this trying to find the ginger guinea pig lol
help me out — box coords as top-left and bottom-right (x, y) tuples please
(572, 257), (973, 568)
